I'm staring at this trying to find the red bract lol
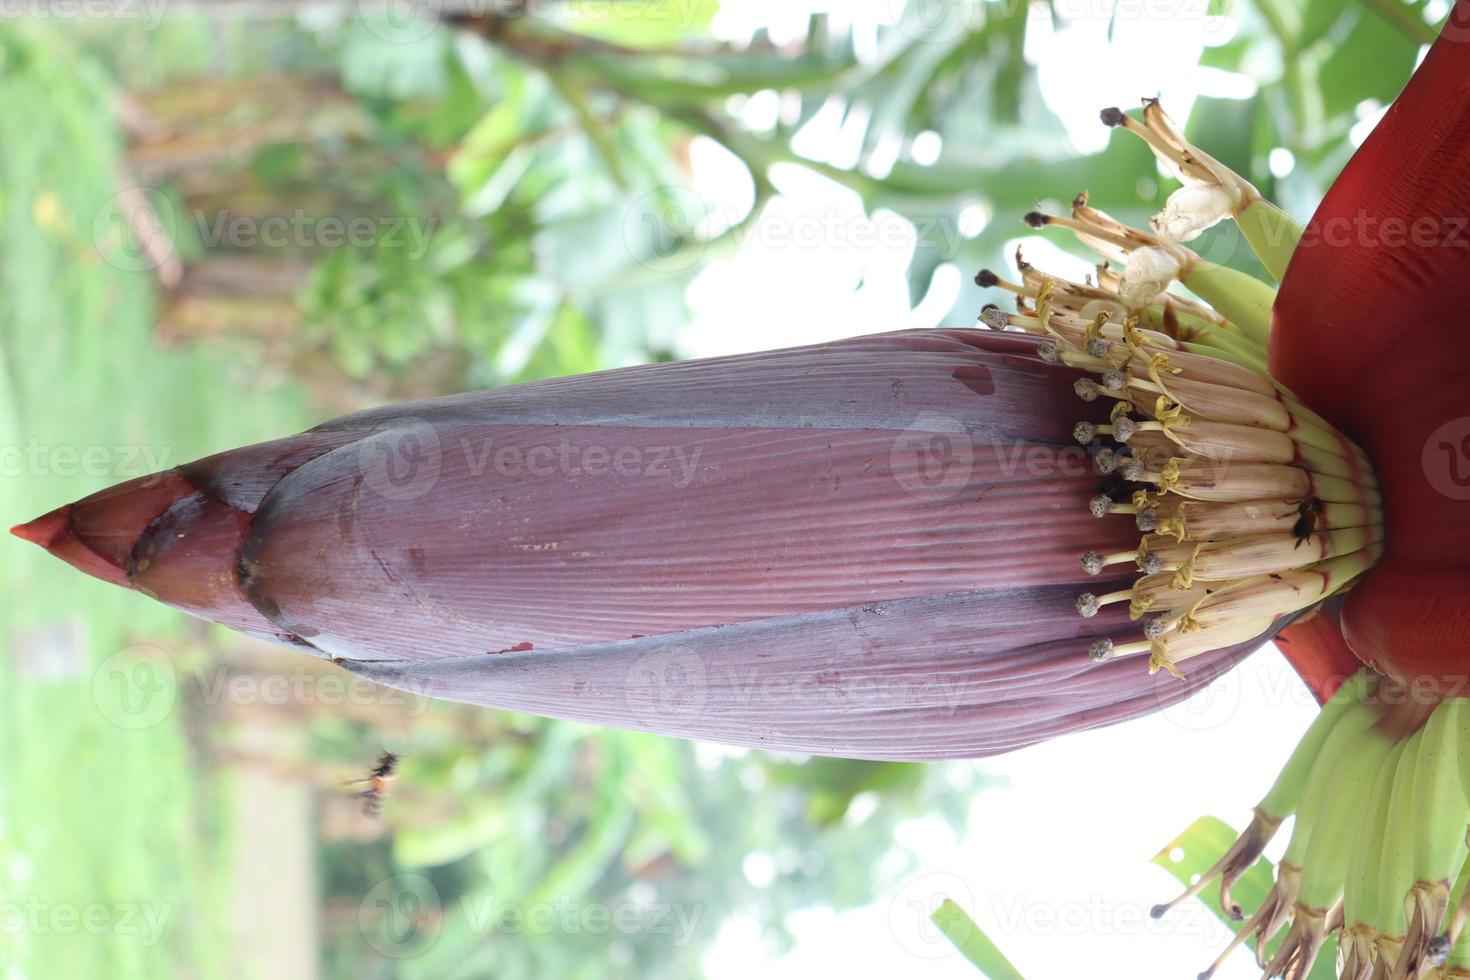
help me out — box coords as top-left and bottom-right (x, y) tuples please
(1271, 3), (1470, 685)
(13, 330), (1258, 759)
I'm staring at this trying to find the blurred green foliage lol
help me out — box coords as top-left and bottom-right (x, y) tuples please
(72, 0), (1442, 396)
(316, 721), (976, 979)
(66, 0), (1434, 393)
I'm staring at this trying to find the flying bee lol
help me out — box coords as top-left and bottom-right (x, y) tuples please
(347, 751), (399, 818)
(1292, 497), (1325, 546)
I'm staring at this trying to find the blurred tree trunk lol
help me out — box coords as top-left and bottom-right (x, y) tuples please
(157, 254), (308, 345)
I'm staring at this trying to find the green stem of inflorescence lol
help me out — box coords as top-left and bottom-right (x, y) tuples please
(1233, 197), (1303, 283)
(1176, 259), (1276, 349)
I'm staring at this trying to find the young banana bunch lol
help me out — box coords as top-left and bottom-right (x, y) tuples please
(1152, 670), (1470, 980)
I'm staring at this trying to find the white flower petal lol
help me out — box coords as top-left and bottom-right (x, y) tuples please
(1119, 247), (1181, 307)
(1151, 184), (1235, 243)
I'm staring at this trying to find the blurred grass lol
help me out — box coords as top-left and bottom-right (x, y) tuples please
(0, 25), (309, 978)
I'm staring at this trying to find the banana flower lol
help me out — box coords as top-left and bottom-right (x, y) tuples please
(13, 5), (1470, 976)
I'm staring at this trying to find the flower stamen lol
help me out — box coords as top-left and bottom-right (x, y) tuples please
(978, 262), (1381, 680)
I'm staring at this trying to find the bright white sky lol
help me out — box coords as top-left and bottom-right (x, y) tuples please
(686, 2), (1324, 977)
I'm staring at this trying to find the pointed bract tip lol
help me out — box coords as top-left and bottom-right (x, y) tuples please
(14, 470), (195, 589)
(11, 506), (71, 548)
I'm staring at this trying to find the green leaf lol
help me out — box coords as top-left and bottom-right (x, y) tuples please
(930, 899), (1027, 979)
(1299, 0), (1349, 47)
(1316, 12), (1418, 119)
(549, 0), (719, 48)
